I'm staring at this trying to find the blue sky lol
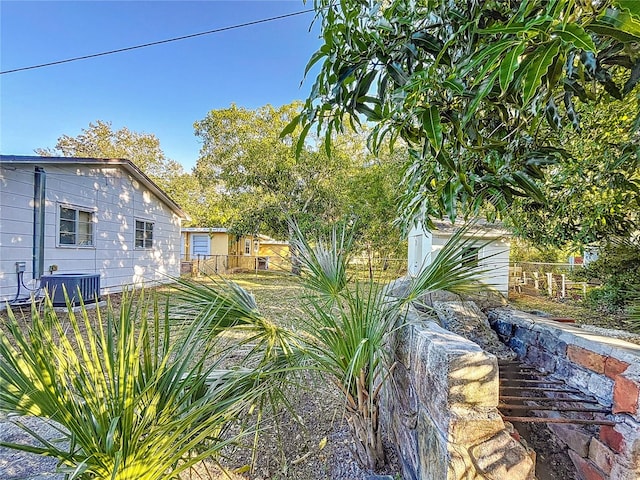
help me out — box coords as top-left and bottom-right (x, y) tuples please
(0, 1), (321, 169)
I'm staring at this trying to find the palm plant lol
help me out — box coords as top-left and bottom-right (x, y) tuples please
(0, 289), (283, 480)
(169, 275), (294, 363)
(290, 222), (493, 470)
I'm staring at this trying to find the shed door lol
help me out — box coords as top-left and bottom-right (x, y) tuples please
(192, 234), (210, 256)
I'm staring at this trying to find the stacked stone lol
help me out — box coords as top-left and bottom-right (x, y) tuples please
(382, 303), (535, 480)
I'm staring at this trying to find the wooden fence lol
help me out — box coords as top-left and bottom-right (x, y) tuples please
(509, 262), (594, 298)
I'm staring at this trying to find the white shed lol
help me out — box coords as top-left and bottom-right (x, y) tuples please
(407, 220), (511, 296)
(0, 155), (188, 304)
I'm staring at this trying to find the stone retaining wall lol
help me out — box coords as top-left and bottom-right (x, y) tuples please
(383, 305), (535, 480)
(488, 308), (640, 480)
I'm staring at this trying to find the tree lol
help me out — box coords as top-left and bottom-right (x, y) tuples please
(194, 103), (340, 239)
(194, 103), (411, 262)
(35, 120), (222, 227)
(508, 95), (639, 246)
(293, 0), (640, 240)
(341, 147), (408, 259)
(579, 238), (640, 313)
(194, 103), (357, 236)
(171, 223), (492, 471)
(37, 120), (188, 197)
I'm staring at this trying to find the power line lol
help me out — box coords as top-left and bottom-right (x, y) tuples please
(0, 8), (315, 75)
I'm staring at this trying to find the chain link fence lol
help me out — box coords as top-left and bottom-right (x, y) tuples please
(181, 254), (408, 281)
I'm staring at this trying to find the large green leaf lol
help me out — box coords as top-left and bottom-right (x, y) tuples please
(459, 39), (517, 78)
(522, 40), (561, 105)
(500, 43), (527, 93)
(279, 114), (301, 139)
(587, 22), (640, 43)
(590, 7), (640, 42)
(553, 23), (596, 51)
(462, 69), (500, 126)
(422, 105), (443, 155)
(305, 48), (329, 77)
(511, 171), (546, 202)
(614, 0), (640, 18)
(478, 15), (553, 34)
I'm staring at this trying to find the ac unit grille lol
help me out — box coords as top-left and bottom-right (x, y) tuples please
(40, 274), (101, 307)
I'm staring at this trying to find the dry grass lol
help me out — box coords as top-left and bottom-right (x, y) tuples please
(508, 291), (629, 330)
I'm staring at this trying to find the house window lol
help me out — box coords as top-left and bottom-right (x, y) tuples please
(135, 220), (154, 248)
(253, 239), (259, 253)
(461, 246), (481, 268)
(191, 234), (210, 256)
(59, 206), (94, 246)
(244, 239), (251, 255)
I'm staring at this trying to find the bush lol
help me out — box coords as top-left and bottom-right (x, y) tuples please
(580, 240), (640, 314)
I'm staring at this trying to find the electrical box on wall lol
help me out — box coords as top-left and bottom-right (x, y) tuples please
(15, 262), (26, 273)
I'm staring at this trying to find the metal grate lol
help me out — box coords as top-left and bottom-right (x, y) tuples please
(497, 360), (614, 426)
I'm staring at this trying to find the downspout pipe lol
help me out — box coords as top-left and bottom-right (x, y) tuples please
(33, 167), (46, 280)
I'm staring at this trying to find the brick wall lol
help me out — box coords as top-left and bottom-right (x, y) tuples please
(382, 305), (535, 480)
(488, 308), (640, 480)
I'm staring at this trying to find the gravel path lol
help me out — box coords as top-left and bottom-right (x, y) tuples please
(0, 413), (65, 480)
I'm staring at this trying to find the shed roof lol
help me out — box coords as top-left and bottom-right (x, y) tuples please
(429, 219), (511, 239)
(0, 155), (189, 220)
(181, 227), (228, 233)
(258, 234), (288, 245)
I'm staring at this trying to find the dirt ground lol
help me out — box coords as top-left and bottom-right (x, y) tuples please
(508, 291), (631, 331)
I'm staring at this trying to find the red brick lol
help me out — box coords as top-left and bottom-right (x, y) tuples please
(613, 375), (640, 415)
(599, 425), (625, 454)
(589, 438), (614, 475)
(604, 357), (630, 379)
(568, 345), (606, 374)
(568, 450), (607, 480)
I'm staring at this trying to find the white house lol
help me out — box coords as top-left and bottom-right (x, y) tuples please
(407, 220), (511, 296)
(0, 155), (188, 304)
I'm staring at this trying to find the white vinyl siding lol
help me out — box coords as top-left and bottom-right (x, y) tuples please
(1, 163), (183, 303)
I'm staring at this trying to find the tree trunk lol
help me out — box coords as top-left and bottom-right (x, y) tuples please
(287, 224), (302, 276)
(345, 379), (385, 470)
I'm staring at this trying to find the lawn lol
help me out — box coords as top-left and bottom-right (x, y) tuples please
(8, 270), (627, 480)
(508, 291), (632, 331)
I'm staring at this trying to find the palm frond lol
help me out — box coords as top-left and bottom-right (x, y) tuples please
(170, 275), (296, 363)
(289, 221), (354, 300)
(0, 290), (287, 480)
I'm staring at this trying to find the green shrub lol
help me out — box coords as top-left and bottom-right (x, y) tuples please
(0, 290), (283, 480)
(580, 240), (640, 313)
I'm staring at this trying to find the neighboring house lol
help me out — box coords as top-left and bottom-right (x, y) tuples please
(181, 228), (290, 273)
(181, 227), (231, 260)
(407, 220), (511, 296)
(0, 155), (188, 304)
(257, 234), (290, 271)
